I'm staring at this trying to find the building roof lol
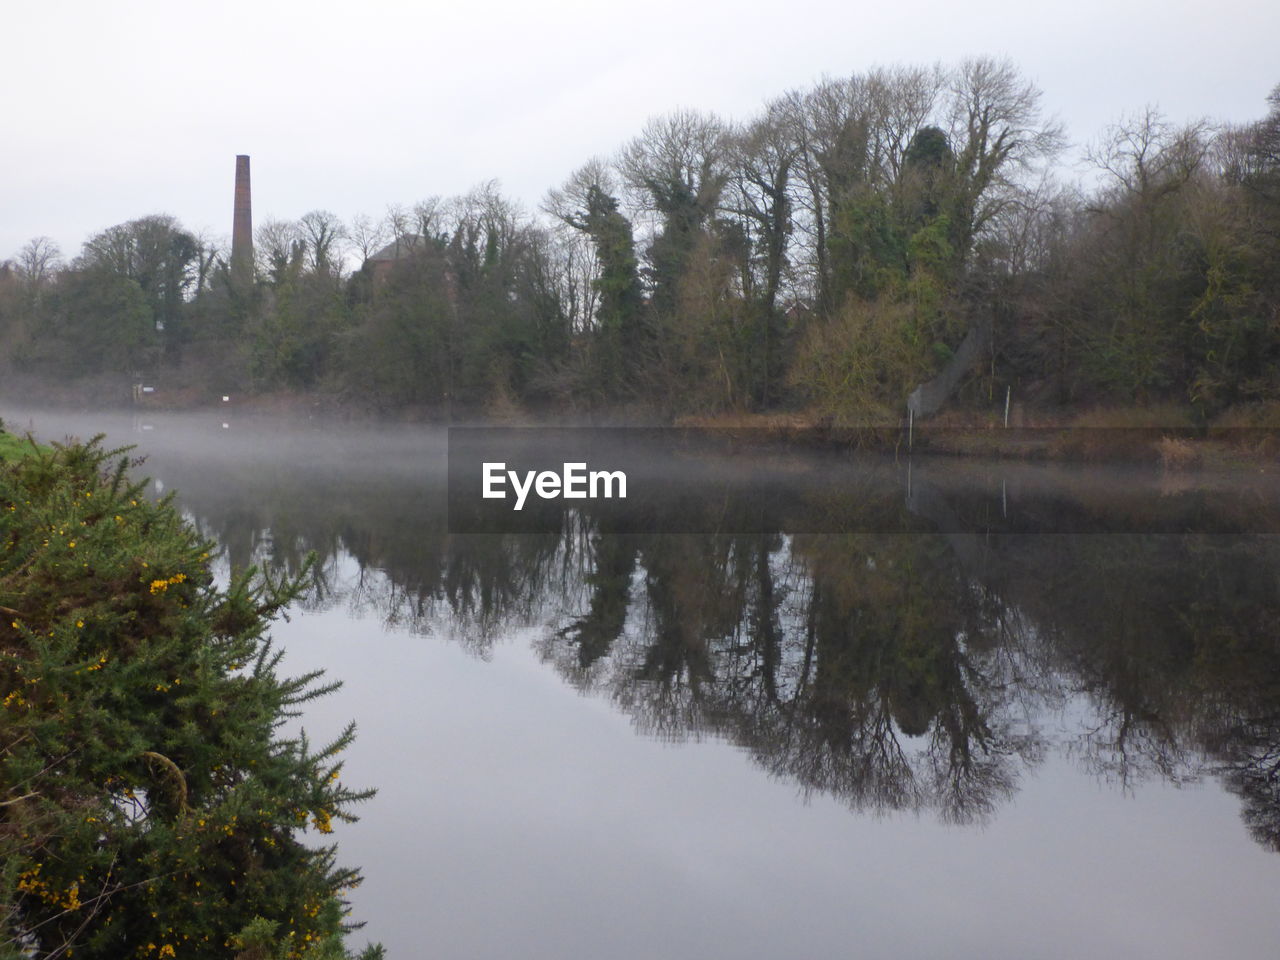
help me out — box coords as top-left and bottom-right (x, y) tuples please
(368, 235), (425, 262)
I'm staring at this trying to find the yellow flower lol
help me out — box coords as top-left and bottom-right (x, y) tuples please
(76, 620), (85, 628)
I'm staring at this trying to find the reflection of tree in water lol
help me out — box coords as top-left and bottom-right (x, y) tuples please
(535, 529), (1050, 824)
(156, 450), (1280, 845)
(1217, 719), (1280, 853)
(940, 532), (1280, 849)
(168, 455), (574, 654)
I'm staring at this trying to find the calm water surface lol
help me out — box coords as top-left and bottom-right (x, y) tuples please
(8, 409), (1280, 959)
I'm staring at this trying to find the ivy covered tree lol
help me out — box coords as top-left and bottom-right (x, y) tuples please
(546, 163), (646, 397)
(0, 437), (382, 960)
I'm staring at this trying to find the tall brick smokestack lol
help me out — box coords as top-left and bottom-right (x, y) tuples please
(231, 155), (252, 277)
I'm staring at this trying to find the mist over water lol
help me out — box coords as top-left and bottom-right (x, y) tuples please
(7, 407), (1280, 959)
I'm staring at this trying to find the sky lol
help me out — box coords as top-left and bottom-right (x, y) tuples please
(3, 0), (1278, 262)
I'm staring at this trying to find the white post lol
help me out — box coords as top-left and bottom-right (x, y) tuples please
(1004, 386), (1011, 428)
(908, 407), (914, 451)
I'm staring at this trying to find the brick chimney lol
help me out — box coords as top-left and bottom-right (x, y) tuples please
(231, 155), (252, 277)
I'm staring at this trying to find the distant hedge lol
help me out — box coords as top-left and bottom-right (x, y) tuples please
(0, 438), (382, 960)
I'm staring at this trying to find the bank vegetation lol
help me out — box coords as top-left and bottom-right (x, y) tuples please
(2, 60), (1278, 433)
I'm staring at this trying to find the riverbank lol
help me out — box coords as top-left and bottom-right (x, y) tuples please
(674, 405), (1280, 470)
(5, 375), (1277, 469)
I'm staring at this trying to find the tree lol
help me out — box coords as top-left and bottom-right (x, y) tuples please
(189, 232), (223, 303)
(0, 238), (63, 351)
(1076, 108), (1213, 398)
(52, 270), (157, 374)
(344, 238), (455, 408)
(782, 67), (945, 309)
(256, 220), (305, 288)
(298, 211), (347, 280)
(16, 237), (61, 295)
(945, 57), (1064, 264)
(1240, 83), (1280, 205)
(724, 102), (798, 405)
(0, 438), (380, 960)
(618, 109), (730, 316)
(547, 162), (645, 394)
(79, 216), (199, 338)
(347, 215), (387, 264)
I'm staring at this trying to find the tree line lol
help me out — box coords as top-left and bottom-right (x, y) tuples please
(2, 58), (1278, 421)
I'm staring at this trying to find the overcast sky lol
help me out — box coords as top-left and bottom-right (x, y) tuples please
(4, 0), (1277, 261)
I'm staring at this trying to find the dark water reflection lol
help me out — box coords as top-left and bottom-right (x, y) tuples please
(9, 411), (1280, 957)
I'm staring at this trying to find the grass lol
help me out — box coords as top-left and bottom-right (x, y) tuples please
(0, 430), (43, 462)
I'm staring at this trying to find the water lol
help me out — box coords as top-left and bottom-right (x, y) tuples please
(7, 409), (1280, 959)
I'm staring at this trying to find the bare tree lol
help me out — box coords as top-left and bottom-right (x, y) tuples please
(618, 109), (730, 312)
(412, 196), (446, 241)
(190, 231), (223, 298)
(543, 159), (620, 333)
(255, 218), (304, 285)
(947, 56), (1065, 258)
(383, 203), (412, 247)
(725, 101), (798, 312)
(349, 213), (387, 263)
(870, 64), (946, 185)
(777, 74), (882, 305)
(618, 108), (730, 225)
(544, 157), (619, 228)
(298, 209), (347, 278)
(723, 102), (799, 404)
(445, 181), (523, 272)
(1086, 107), (1212, 201)
(16, 236), (61, 291)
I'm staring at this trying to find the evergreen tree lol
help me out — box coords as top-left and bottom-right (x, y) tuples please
(0, 437), (381, 960)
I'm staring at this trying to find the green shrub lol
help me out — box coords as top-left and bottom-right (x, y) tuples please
(0, 438), (381, 960)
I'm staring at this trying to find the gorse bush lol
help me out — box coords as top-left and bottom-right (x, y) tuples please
(0, 437), (382, 959)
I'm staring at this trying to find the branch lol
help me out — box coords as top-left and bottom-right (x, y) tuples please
(140, 751), (189, 813)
